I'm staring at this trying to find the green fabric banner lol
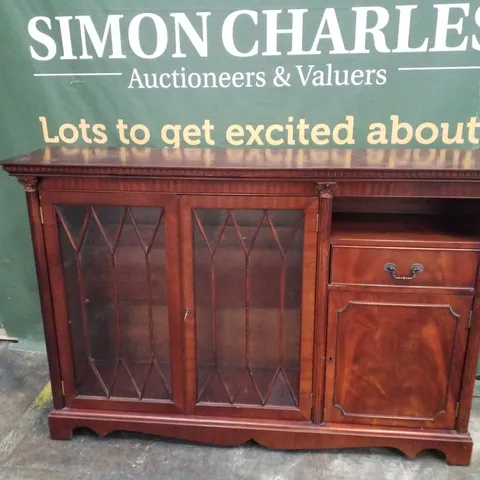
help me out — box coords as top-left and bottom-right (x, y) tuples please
(0, 0), (479, 342)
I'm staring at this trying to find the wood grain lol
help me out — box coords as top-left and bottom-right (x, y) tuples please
(3, 147), (480, 467)
(48, 408), (474, 466)
(330, 246), (478, 289)
(324, 292), (472, 429)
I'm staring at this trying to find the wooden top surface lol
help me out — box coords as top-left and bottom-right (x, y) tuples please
(2, 147), (480, 180)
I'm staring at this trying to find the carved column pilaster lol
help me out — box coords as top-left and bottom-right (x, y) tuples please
(17, 176), (39, 193)
(316, 182), (337, 199)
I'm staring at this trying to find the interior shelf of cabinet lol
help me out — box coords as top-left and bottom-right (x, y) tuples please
(72, 358), (173, 400)
(71, 224), (304, 251)
(331, 197), (480, 248)
(72, 360), (300, 407)
(331, 213), (480, 248)
(195, 364), (301, 407)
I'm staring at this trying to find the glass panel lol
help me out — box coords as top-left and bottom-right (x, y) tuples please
(194, 208), (304, 407)
(57, 204), (171, 401)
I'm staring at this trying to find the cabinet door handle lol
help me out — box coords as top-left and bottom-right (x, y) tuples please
(384, 263), (424, 280)
(184, 308), (190, 323)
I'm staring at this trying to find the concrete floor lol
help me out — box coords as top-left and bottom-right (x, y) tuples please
(1, 345), (479, 480)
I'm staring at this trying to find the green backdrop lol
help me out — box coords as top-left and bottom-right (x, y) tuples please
(1, 0), (480, 346)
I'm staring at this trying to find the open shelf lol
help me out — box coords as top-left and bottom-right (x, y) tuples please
(331, 213), (480, 248)
(332, 198), (480, 248)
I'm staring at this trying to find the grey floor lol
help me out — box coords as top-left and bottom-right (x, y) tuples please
(1, 344), (479, 480)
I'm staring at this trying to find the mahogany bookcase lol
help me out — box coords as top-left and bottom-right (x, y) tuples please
(3, 147), (480, 466)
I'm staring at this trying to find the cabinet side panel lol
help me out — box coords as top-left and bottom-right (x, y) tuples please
(456, 264), (480, 432)
(28, 187), (64, 409)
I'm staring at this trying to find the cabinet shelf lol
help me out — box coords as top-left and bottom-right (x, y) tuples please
(72, 359), (172, 401)
(196, 365), (300, 408)
(331, 213), (480, 248)
(72, 223), (303, 252)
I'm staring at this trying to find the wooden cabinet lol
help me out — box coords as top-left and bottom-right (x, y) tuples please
(3, 147), (480, 466)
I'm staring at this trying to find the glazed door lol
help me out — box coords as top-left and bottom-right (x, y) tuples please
(41, 191), (184, 414)
(324, 292), (472, 429)
(181, 196), (317, 421)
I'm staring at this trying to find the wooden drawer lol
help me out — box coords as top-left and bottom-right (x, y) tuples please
(330, 246), (478, 289)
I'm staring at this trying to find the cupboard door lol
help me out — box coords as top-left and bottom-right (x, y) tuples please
(42, 191), (184, 414)
(181, 196), (317, 421)
(324, 292), (472, 428)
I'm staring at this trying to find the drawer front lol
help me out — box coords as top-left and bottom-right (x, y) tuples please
(330, 246), (478, 288)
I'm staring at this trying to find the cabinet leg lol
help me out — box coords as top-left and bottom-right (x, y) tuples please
(48, 414), (73, 440)
(442, 443), (473, 467)
(400, 440), (472, 466)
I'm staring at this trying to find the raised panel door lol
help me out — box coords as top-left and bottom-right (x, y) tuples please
(324, 292), (472, 428)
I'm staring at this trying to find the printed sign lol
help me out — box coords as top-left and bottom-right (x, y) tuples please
(1, 1), (479, 151)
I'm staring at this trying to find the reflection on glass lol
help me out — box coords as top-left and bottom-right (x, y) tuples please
(194, 209), (304, 407)
(57, 205), (171, 400)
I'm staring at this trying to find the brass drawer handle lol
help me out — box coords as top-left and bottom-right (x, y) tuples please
(384, 263), (424, 280)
